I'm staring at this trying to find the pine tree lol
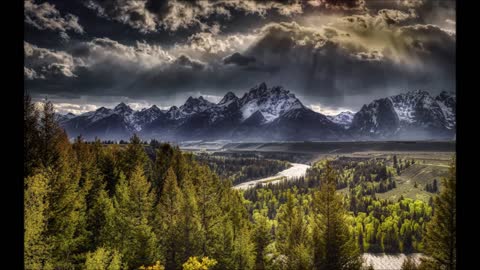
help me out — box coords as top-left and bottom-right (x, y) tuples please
(276, 190), (311, 269)
(194, 166), (223, 257)
(99, 145), (122, 196)
(84, 247), (123, 270)
(178, 175), (202, 264)
(216, 182), (256, 270)
(156, 167), (185, 269)
(39, 99), (63, 169)
(231, 226), (256, 270)
(46, 135), (90, 268)
(312, 162), (362, 270)
(152, 143), (175, 197)
(120, 134), (149, 179)
(24, 93), (41, 177)
(252, 212), (272, 269)
(88, 188), (116, 250)
(422, 158), (456, 270)
(24, 172), (53, 270)
(112, 166), (157, 268)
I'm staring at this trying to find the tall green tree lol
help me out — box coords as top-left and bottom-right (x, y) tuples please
(194, 166), (223, 257)
(231, 226), (256, 270)
(178, 175), (202, 264)
(45, 132), (90, 268)
(112, 166), (157, 268)
(24, 172), (53, 270)
(312, 162), (362, 270)
(252, 211), (272, 270)
(152, 143), (175, 196)
(120, 134), (149, 179)
(276, 190), (311, 269)
(156, 167), (185, 269)
(24, 93), (40, 177)
(422, 157), (456, 270)
(217, 184), (256, 270)
(39, 100), (64, 169)
(84, 247), (123, 270)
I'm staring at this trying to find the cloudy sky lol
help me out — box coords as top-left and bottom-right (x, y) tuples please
(24, 0), (455, 115)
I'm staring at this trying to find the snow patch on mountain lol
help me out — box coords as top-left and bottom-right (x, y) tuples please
(178, 96), (214, 117)
(218, 92), (239, 107)
(435, 91), (456, 129)
(327, 111), (355, 128)
(239, 83), (304, 122)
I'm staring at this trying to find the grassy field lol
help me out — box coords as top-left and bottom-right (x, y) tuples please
(337, 151), (453, 202)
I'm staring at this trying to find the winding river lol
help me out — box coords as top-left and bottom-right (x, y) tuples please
(233, 163), (311, 190)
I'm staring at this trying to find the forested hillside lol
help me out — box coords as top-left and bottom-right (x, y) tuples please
(24, 97), (456, 270)
(194, 153), (291, 185)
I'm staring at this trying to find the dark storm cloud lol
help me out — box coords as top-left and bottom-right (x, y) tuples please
(24, 0), (455, 112)
(223, 52), (256, 66)
(24, 0), (84, 40)
(174, 55), (207, 70)
(238, 16), (455, 104)
(24, 41), (81, 78)
(26, 17), (454, 105)
(83, 0), (368, 33)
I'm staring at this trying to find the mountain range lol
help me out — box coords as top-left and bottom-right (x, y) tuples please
(57, 83), (456, 141)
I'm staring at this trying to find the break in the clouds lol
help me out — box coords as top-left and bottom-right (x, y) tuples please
(25, 0), (455, 113)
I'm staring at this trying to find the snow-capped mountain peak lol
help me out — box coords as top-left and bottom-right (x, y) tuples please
(327, 111), (355, 129)
(58, 85), (455, 141)
(86, 106), (114, 122)
(179, 96), (215, 116)
(54, 112), (77, 124)
(143, 104), (161, 112)
(134, 105), (164, 128)
(238, 82), (304, 122)
(350, 89), (456, 139)
(388, 90), (446, 126)
(218, 92), (239, 106)
(114, 102), (133, 114)
(435, 91), (456, 129)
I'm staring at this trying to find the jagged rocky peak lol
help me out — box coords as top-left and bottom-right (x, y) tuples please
(181, 96), (214, 114)
(137, 104), (163, 116)
(57, 86), (456, 141)
(243, 82), (268, 99)
(350, 97), (400, 136)
(149, 104), (160, 110)
(327, 111), (355, 128)
(257, 82), (267, 91)
(436, 91), (456, 102)
(241, 82), (296, 104)
(238, 83), (305, 122)
(96, 106), (111, 113)
(218, 91), (239, 105)
(114, 102), (133, 114)
(184, 96), (212, 106)
(140, 104), (162, 114)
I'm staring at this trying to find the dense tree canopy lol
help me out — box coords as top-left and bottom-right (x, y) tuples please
(24, 96), (455, 270)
